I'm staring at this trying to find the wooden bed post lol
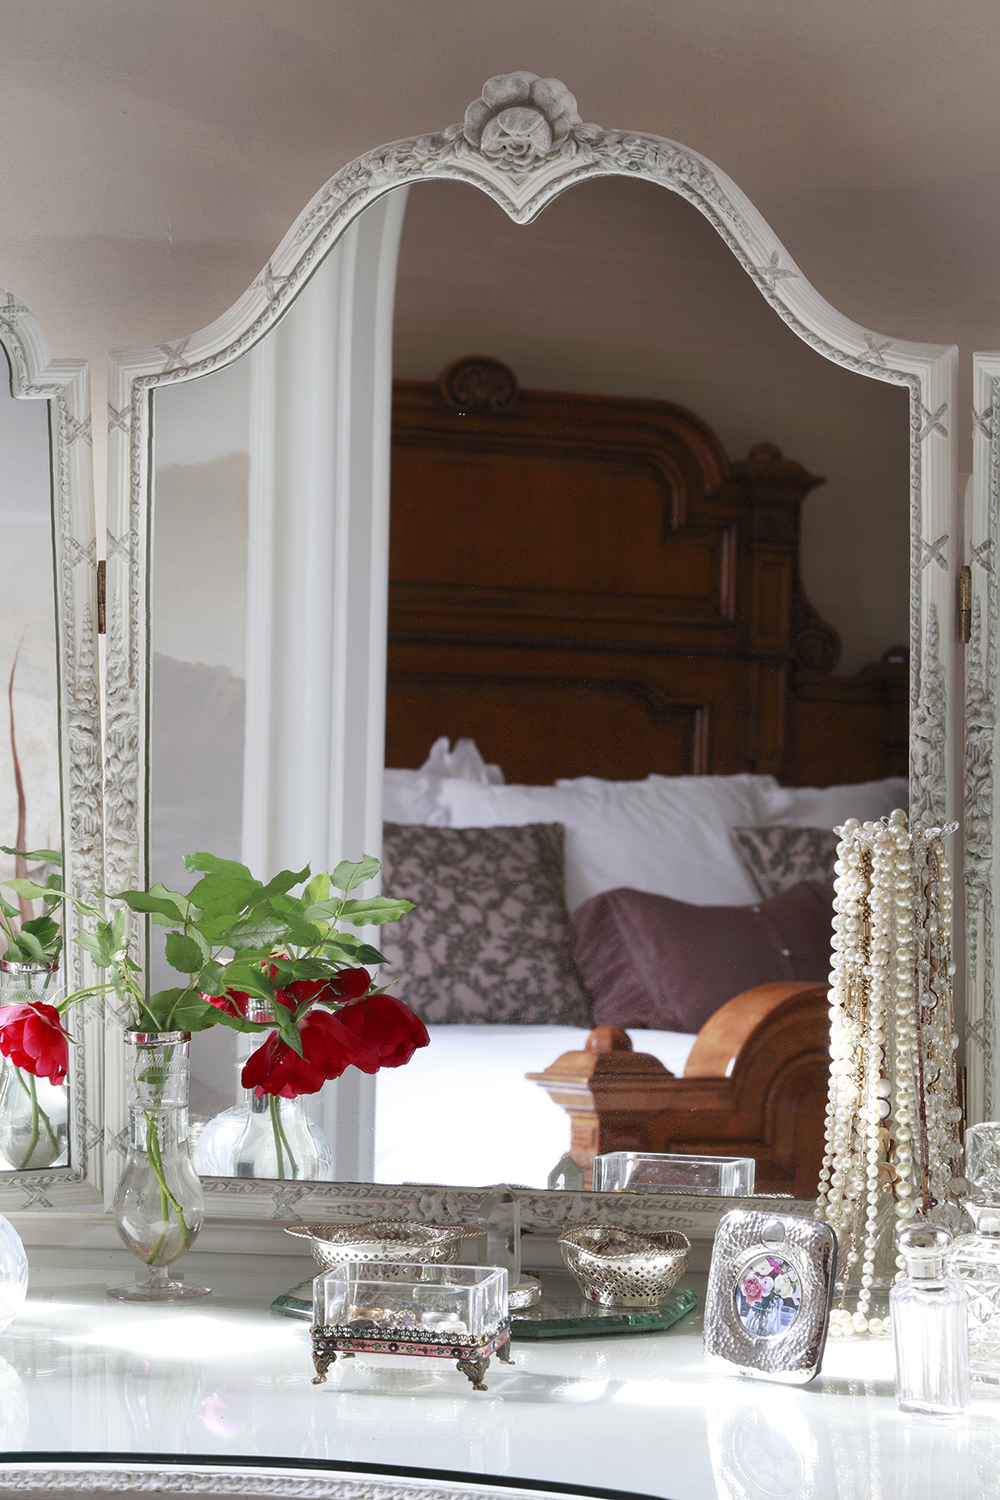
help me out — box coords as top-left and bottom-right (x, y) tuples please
(527, 984), (832, 1197)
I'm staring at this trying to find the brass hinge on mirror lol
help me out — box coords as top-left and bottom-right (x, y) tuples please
(959, 564), (972, 644)
(97, 558), (106, 635)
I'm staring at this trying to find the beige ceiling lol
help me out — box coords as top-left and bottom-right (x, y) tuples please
(0, 0), (995, 469)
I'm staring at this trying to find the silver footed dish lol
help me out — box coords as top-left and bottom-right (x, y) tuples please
(559, 1223), (690, 1307)
(284, 1218), (473, 1271)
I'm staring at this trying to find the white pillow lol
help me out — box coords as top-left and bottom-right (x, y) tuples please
(383, 769), (451, 826)
(437, 774), (777, 912)
(383, 737), (504, 825)
(759, 776), (909, 830)
(421, 736), (503, 785)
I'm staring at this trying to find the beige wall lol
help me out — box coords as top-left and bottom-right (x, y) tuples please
(0, 1), (995, 540)
(393, 176), (912, 673)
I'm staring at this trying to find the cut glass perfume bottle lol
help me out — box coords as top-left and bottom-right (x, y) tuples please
(891, 1224), (970, 1417)
(947, 1120), (1000, 1385)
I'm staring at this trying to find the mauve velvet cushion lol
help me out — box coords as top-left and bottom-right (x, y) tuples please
(571, 881), (833, 1033)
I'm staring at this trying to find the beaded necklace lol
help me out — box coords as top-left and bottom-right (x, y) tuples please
(817, 810), (963, 1337)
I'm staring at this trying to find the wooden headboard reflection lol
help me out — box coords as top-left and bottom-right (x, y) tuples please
(387, 358), (906, 787)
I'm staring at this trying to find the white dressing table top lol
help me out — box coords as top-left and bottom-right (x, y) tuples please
(0, 1248), (998, 1500)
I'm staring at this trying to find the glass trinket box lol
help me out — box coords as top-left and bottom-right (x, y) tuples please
(311, 1261), (512, 1392)
(593, 1150), (756, 1197)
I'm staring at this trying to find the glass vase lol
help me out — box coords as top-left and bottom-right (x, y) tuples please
(0, 960), (68, 1171)
(196, 994), (332, 1181)
(232, 1089), (333, 1181)
(108, 1030), (210, 1303)
(0, 1064), (68, 1170)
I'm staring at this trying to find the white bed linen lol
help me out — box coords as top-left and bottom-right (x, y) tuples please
(373, 1023), (697, 1188)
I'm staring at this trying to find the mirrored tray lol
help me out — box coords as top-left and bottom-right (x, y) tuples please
(272, 1268), (698, 1340)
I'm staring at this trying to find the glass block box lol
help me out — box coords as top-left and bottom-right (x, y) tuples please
(593, 1150), (756, 1197)
(311, 1261), (512, 1392)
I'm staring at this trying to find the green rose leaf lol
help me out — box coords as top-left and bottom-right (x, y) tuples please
(6, 931), (46, 963)
(164, 931), (207, 975)
(219, 960), (275, 999)
(0, 845), (61, 864)
(221, 912), (292, 951)
(331, 855), (380, 893)
(316, 936), (387, 966)
(183, 852), (254, 881)
(338, 897), (414, 926)
(185, 873), (262, 919)
(303, 872), (330, 906)
(261, 867), (311, 899)
(75, 928), (117, 968)
(5, 877), (54, 902)
(148, 988), (220, 1033)
(196, 959), (227, 997)
(116, 887), (195, 925)
(21, 914), (60, 942)
(275, 1018), (304, 1057)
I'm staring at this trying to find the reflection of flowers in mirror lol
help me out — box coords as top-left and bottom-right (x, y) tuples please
(0, 839), (71, 1171)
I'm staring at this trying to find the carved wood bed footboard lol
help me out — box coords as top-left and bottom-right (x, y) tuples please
(527, 982), (831, 1197)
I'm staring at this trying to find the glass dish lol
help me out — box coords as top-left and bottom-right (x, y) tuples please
(593, 1150), (756, 1196)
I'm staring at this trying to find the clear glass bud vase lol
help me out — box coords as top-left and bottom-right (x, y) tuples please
(108, 1030), (210, 1302)
(232, 1088), (332, 1181)
(226, 995), (332, 1181)
(0, 960), (68, 1170)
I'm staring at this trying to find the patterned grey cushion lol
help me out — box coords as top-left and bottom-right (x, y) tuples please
(730, 825), (839, 899)
(378, 821), (592, 1025)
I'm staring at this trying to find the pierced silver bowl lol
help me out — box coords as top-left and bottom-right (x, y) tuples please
(559, 1223), (690, 1307)
(285, 1218), (472, 1271)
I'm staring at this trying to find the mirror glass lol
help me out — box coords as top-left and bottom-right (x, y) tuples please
(375, 175), (910, 1189)
(149, 354), (251, 1137)
(0, 359), (67, 1171)
(146, 172), (912, 1194)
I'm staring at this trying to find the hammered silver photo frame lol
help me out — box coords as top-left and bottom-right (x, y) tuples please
(704, 1209), (838, 1384)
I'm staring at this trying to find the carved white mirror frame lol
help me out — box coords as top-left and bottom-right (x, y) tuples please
(0, 290), (104, 1209)
(967, 352), (1000, 1126)
(105, 73), (961, 1221)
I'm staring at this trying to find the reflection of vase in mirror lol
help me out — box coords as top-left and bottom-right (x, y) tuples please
(0, 1064), (67, 1171)
(231, 1089), (332, 1181)
(193, 1000), (333, 1181)
(0, 960), (68, 1170)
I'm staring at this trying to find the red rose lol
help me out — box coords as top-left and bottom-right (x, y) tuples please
(241, 1007), (364, 1098)
(204, 988), (252, 1020)
(0, 1003), (71, 1084)
(280, 967), (371, 1009)
(326, 967), (372, 1001)
(337, 994), (429, 1074)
